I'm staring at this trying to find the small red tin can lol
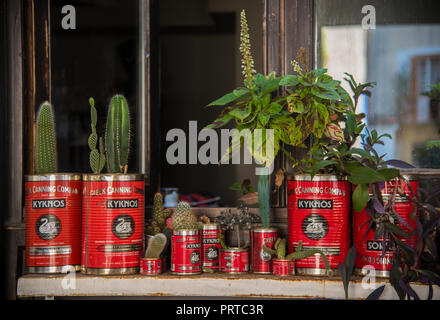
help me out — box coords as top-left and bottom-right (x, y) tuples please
(251, 228), (278, 273)
(202, 223), (221, 271)
(81, 174), (145, 275)
(171, 229), (201, 275)
(353, 176), (418, 277)
(273, 259), (291, 276)
(140, 258), (162, 275)
(25, 173), (82, 273)
(288, 174), (351, 275)
(220, 248), (249, 274)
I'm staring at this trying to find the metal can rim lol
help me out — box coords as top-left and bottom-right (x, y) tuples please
(82, 173), (145, 182)
(252, 227), (278, 233)
(289, 174), (347, 181)
(202, 223), (219, 230)
(220, 247), (248, 253)
(25, 173), (82, 182)
(172, 229), (199, 236)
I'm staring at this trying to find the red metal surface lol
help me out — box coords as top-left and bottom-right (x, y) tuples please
(81, 175), (145, 273)
(250, 228), (278, 273)
(220, 248), (249, 274)
(288, 175), (351, 272)
(171, 229), (201, 274)
(25, 175), (82, 272)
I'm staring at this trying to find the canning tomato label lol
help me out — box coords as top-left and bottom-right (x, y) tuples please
(111, 214), (135, 239)
(302, 214), (329, 240)
(36, 214), (62, 240)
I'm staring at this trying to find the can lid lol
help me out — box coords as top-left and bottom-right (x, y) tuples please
(25, 173), (82, 181)
(289, 174), (347, 181)
(140, 258), (161, 261)
(202, 223), (219, 230)
(172, 229), (199, 236)
(221, 247), (248, 253)
(252, 227), (278, 233)
(82, 173), (145, 182)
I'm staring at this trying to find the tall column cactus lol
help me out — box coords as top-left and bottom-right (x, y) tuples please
(88, 97), (106, 174)
(105, 94), (131, 174)
(35, 101), (58, 174)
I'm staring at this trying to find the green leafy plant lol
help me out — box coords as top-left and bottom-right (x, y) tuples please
(229, 179), (255, 195)
(207, 10), (348, 228)
(88, 97), (106, 174)
(35, 101), (58, 174)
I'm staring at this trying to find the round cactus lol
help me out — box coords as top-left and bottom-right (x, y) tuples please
(171, 201), (198, 230)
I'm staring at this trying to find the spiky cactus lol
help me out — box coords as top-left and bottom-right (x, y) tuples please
(145, 233), (167, 258)
(88, 97), (106, 174)
(171, 201), (198, 230)
(105, 94), (130, 174)
(258, 172), (271, 228)
(146, 193), (172, 235)
(35, 101), (58, 174)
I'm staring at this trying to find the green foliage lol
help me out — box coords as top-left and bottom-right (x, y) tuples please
(88, 97), (106, 174)
(229, 179), (255, 195)
(338, 245), (356, 299)
(35, 101), (58, 174)
(422, 82), (440, 102)
(105, 94), (131, 174)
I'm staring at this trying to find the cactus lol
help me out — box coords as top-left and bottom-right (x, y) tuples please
(88, 97), (106, 174)
(263, 239), (332, 276)
(105, 94), (131, 174)
(35, 101), (58, 174)
(145, 233), (167, 258)
(171, 201), (198, 230)
(146, 193), (172, 236)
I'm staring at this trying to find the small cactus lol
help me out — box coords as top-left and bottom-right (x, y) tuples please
(88, 97), (106, 174)
(105, 94), (131, 174)
(146, 193), (172, 236)
(171, 201), (198, 230)
(35, 101), (58, 174)
(145, 233), (167, 258)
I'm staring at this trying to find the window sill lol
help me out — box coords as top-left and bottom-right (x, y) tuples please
(16, 272), (437, 299)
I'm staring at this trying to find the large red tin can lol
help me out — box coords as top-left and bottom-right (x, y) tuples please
(171, 229), (201, 275)
(201, 223), (221, 271)
(288, 174), (351, 275)
(81, 174), (145, 275)
(250, 228), (278, 273)
(220, 248), (249, 274)
(353, 176), (418, 277)
(25, 174), (82, 273)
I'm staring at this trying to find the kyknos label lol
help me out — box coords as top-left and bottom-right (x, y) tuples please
(32, 199), (66, 209)
(106, 199), (139, 209)
(297, 199), (333, 209)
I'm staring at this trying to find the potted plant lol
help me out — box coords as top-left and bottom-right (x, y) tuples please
(169, 201), (202, 275)
(81, 95), (145, 275)
(25, 102), (82, 274)
(262, 238), (331, 276)
(215, 204), (260, 248)
(280, 60), (372, 276)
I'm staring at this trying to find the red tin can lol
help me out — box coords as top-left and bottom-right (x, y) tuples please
(220, 248), (249, 274)
(171, 229), (201, 275)
(202, 223), (221, 271)
(140, 258), (162, 275)
(288, 174), (351, 275)
(25, 174), (82, 273)
(273, 259), (291, 276)
(251, 228), (278, 273)
(81, 174), (145, 275)
(353, 176), (418, 277)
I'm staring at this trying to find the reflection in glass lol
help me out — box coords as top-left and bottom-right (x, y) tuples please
(316, 0), (440, 168)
